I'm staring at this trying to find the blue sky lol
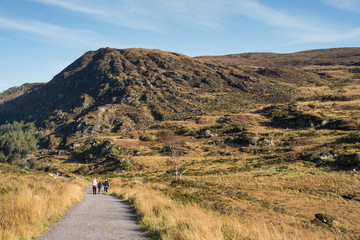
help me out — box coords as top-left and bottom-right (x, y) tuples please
(0, 0), (359, 92)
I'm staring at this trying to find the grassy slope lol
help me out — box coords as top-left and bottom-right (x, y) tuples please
(35, 70), (359, 239)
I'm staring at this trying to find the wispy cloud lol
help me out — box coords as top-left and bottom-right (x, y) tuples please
(30, 0), (161, 31)
(30, 0), (227, 31)
(0, 16), (121, 48)
(322, 0), (360, 12)
(29, 0), (360, 44)
(229, 0), (360, 43)
(229, 0), (319, 31)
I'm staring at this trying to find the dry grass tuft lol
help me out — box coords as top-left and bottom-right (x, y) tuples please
(0, 172), (87, 240)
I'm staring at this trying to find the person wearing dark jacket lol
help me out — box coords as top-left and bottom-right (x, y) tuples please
(103, 179), (109, 194)
(97, 181), (103, 194)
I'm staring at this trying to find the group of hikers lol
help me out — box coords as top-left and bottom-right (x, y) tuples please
(92, 178), (109, 195)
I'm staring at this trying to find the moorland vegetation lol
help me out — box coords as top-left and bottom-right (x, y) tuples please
(0, 47), (359, 240)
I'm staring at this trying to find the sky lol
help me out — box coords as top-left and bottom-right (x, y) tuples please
(0, 0), (359, 92)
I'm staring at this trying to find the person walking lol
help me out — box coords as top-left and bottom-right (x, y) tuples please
(98, 180), (103, 194)
(92, 178), (97, 195)
(103, 179), (109, 194)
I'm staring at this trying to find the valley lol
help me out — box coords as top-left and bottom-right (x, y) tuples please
(0, 47), (359, 240)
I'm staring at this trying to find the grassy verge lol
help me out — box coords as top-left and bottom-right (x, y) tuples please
(110, 178), (342, 240)
(0, 166), (87, 240)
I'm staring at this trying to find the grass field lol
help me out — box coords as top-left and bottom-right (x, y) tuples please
(0, 164), (87, 240)
(110, 169), (359, 240)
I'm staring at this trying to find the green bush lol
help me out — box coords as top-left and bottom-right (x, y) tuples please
(0, 121), (44, 163)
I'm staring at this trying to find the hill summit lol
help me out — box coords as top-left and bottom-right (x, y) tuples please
(0, 47), (298, 135)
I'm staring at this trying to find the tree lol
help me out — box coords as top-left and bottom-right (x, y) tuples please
(0, 121), (44, 163)
(161, 132), (189, 181)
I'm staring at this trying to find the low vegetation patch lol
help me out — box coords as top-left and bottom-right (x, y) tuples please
(0, 121), (44, 164)
(0, 166), (87, 240)
(110, 179), (345, 240)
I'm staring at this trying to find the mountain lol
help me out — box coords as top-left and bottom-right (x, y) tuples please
(0, 47), (306, 134)
(198, 47), (360, 67)
(1, 46), (359, 145)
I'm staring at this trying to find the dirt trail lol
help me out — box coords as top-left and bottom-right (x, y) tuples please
(38, 186), (148, 240)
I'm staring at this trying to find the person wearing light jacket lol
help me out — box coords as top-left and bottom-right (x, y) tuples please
(92, 178), (97, 195)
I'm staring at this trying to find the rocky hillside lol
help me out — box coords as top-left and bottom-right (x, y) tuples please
(0, 83), (44, 104)
(199, 47), (360, 67)
(0, 47), (307, 135)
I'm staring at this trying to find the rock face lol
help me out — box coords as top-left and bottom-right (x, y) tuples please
(0, 47), (295, 134)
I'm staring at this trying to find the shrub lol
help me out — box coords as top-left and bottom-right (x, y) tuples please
(226, 132), (258, 146)
(139, 135), (154, 141)
(156, 130), (174, 141)
(176, 125), (194, 135)
(336, 153), (360, 168)
(118, 158), (133, 170)
(196, 127), (213, 138)
(0, 121), (44, 163)
(345, 131), (360, 143)
(77, 165), (89, 175)
(226, 124), (248, 133)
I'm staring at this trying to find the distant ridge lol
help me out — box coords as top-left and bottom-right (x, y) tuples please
(198, 47), (360, 67)
(0, 83), (45, 104)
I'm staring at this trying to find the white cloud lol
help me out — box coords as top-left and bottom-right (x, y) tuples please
(30, 0), (228, 31)
(30, 0), (161, 31)
(29, 0), (360, 44)
(0, 16), (122, 48)
(229, 0), (319, 31)
(322, 0), (360, 12)
(229, 0), (360, 43)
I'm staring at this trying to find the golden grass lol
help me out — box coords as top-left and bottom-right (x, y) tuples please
(31, 75), (359, 239)
(110, 179), (343, 240)
(0, 172), (87, 240)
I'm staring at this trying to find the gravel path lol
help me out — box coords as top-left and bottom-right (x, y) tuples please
(38, 186), (148, 240)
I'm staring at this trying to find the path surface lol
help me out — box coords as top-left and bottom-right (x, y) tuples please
(38, 186), (148, 240)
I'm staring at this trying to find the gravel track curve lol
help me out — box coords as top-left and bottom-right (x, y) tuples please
(38, 186), (148, 240)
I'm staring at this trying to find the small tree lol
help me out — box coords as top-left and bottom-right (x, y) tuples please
(166, 142), (180, 180)
(156, 130), (190, 180)
(165, 140), (189, 181)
